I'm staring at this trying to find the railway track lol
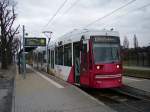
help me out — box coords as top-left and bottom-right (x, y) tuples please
(81, 87), (150, 112)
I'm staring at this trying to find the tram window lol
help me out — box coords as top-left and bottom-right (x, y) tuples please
(51, 50), (54, 68)
(58, 46), (63, 65)
(82, 44), (87, 68)
(43, 51), (46, 63)
(55, 48), (58, 64)
(73, 42), (80, 64)
(48, 50), (51, 64)
(64, 44), (72, 66)
(38, 53), (42, 62)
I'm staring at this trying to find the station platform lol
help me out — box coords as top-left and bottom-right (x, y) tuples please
(123, 76), (150, 94)
(12, 65), (116, 112)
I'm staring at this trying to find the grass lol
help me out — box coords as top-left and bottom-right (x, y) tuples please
(124, 68), (150, 79)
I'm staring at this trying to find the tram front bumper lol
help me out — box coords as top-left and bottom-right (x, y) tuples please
(93, 74), (122, 88)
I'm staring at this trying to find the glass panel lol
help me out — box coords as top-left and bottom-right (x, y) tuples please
(64, 44), (72, 66)
(51, 51), (54, 68)
(55, 48), (58, 64)
(93, 43), (120, 64)
(83, 44), (87, 66)
(58, 46), (63, 65)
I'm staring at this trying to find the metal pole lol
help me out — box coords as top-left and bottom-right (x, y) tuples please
(18, 40), (21, 74)
(23, 25), (26, 79)
(47, 37), (51, 73)
(42, 31), (52, 73)
(47, 42), (49, 73)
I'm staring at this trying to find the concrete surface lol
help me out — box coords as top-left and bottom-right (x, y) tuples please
(123, 76), (150, 93)
(0, 65), (15, 112)
(13, 66), (116, 112)
(0, 89), (8, 111)
(124, 66), (150, 71)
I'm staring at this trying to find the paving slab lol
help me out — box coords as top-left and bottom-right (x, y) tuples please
(13, 66), (116, 112)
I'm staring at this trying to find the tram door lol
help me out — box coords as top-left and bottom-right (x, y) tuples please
(73, 42), (80, 83)
(80, 40), (89, 86)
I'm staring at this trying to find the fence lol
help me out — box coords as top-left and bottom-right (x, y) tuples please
(122, 47), (150, 67)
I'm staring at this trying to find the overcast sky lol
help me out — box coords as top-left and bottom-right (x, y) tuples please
(15, 0), (150, 47)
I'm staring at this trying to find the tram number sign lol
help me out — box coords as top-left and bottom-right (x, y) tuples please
(93, 36), (119, 43)
(25, 38), (46, 46)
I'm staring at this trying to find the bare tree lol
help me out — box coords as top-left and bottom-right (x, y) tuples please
(0, 0), (19, 69)
(12, 37), (20, 54)
(133, 34), (138, 49)
(123, 36), (129, 49)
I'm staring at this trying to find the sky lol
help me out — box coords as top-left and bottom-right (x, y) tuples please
(14, 0), (150, 47)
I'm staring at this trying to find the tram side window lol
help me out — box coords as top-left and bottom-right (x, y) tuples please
(48, 50), (50, 64)
(38, 53), (42, 63)
(43, 51), (46, 63)
(82, 44), (87, 68)
(51, 50), (54, 68)
(55, 48), (58, 64)
(64, 44), (72, 66)
(58, 46), (63, 65)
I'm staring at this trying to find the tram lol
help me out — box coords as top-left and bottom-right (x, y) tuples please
(33, 29), (123, 88)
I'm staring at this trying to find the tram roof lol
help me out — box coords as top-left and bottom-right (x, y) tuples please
(57, 29), (119, 45)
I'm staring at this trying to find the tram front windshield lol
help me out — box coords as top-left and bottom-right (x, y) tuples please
(93, 43), (120, 64)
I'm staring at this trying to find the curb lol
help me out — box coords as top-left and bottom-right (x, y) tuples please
(11, 65), (17, 112)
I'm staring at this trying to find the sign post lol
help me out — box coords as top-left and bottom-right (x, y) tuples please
(22, 25), (26, 79)
(21, 32), (46, 79)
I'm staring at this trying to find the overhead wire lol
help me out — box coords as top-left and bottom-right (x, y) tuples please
(63, 0), (79, 14)
(43, 0), (68, 28)
(51, 0), (80, 30)
(48, 0), (80, 28)
(84, 0), (137, 28)
(102, 2), (150, 28)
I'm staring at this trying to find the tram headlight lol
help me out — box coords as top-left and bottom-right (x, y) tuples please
(116, 64), (120, 69)
(96, 65), (100, 70)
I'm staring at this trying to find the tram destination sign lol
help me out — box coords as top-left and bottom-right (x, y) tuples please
(25, 38), (46, 47)
(92, 36), (119, 43)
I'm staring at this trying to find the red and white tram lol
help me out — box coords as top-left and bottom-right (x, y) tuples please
(33, 29), (123, 88)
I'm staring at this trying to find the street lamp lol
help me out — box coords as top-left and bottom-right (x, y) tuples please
(42, 31), (53, 73)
